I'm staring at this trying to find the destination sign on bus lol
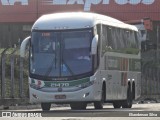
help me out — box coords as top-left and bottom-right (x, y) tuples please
(42, 33), (50, 37)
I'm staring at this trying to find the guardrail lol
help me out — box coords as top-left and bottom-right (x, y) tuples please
(0, 48), (29, 106)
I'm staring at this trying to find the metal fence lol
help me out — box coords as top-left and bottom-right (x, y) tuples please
(141, 50), (160, 101)
(0, 48), (160, 106)
(0, 48), (29, 106)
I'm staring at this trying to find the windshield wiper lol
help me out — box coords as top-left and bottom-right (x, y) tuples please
(61, 58), (75, 76)
(45, 38), (57, 77)
(45, 54), (56, 76)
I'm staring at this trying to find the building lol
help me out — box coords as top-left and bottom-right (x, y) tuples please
(0, 0), (159, 47)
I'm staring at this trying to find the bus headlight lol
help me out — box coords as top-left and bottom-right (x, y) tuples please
(77, 81), (94, 88)
(83, 92), (90, 98)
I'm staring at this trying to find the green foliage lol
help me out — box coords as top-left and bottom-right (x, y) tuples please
(0, 48), (29, 99)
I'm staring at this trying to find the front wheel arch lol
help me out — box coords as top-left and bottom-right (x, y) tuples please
(94, 82), (106, 109)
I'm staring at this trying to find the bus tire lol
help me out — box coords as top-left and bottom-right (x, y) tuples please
(122, 86), (132, 108)
(94, 86), (105, 109)
(113, 101), (122, 108)
(70, 102), (87, 110)
(41, 103), (51, 111)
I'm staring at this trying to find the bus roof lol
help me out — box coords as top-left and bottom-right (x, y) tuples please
(32, 12), (138, 31)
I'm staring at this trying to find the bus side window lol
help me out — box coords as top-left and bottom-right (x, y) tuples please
(134, 31), (140, 49)
(102, 25), (108, 55)
(121, 30), (139, 54)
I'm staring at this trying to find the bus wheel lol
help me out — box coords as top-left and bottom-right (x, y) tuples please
(122, 86), (132, 108)
(94, 87), (105, 109)
(41, 103), (51, 111)
(70, 102), (87, 110)
(113, 101), (122, 108)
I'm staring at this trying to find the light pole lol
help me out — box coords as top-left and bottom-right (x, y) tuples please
(157, 25), (160, 96)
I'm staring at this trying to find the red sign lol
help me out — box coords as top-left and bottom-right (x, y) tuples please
(0, 0), (160, 22)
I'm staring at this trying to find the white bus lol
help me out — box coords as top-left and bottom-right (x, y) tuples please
(20, 12), (141, 111)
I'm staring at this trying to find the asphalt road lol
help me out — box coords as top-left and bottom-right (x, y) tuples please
(0, 103), (160, 120)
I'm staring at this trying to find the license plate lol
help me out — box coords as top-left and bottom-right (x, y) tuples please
(55, 95), (66, 99)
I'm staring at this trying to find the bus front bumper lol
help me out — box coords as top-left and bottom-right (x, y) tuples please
(29, 85), (101, 103)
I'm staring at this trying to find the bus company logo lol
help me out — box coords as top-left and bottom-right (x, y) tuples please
(0, 0), (156, 11)
(58, 87), (63, 92)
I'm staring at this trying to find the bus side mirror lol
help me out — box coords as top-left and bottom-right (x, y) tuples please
(91, 35), (98, 55)
(20, 36), (31, 58)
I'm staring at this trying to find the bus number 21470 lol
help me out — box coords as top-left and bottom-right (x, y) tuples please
(50, 83), (70, 87)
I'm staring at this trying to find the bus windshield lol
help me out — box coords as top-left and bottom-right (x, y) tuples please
(30, 29), (93, 80)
